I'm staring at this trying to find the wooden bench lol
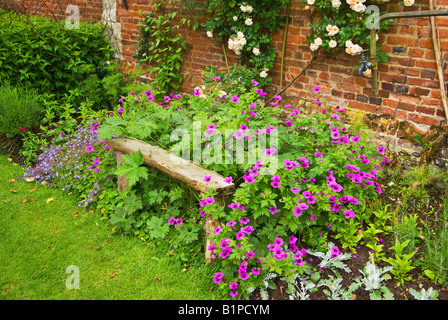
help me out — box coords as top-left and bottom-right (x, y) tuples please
(108, 137), (235, 264)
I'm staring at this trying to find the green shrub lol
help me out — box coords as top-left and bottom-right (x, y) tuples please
(0, 82), (43, 138)
(0, 10), (120, 110)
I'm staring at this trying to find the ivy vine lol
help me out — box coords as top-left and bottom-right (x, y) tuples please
(134, 2), (187, 95)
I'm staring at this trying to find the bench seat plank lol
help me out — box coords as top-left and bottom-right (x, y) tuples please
(108, 137), (235, 195)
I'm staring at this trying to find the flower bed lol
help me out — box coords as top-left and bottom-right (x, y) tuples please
(21, 76), (447, 299)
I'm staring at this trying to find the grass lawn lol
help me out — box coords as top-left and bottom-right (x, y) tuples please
(0, 154), (224, 300)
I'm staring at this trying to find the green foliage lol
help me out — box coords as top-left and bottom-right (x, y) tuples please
(0, 10), (122, 110)
(354, 261), (393, 292)
(383, 239), (416, 287)
(409, 287), (439, 300)
(393, 212), (421, 254)
(317, 275), (359, 300)
(134, 2), (187, 95)
(202, 65), (265, 94)
(422, 195), (448, 287)
(17, 93), (106, 166)
(0, 82), (43, 138)
(301, 0), (392, 65)
(194, 0), (290, 87)
(115, 151), (149, 188)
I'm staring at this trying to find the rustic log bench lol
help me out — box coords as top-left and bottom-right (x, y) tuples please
(108, 137), (235, 264)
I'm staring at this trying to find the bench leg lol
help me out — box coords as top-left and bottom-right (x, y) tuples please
(204, 213), (221, 265)
(203, 194), (227, 265)
(116, 151), (129, 192)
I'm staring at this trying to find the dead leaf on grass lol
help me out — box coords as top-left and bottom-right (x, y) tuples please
(29, 189), (36, 193)
(9, 189), (17, 193)
(46, 198), (54, 204)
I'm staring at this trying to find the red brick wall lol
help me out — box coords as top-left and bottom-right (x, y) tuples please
(18, 0), (103, 22)
(11, 0), (448, 154)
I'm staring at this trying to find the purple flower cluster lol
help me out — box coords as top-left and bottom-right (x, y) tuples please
(242, 161), (263, 184)
(168, 216), (183, 226)
(345, 156), (384, 194)
(267, 235), (308, 266)
(326, 170), (343, 193)
(23, 123), (110, 209)
(204, 124), (217, 137)
(199, 196), (215, 207)
(23, 124), (99, 183)
(78, 182), (100, 208)
(193, 82), (392, 296)
(331, 246), (341, 258)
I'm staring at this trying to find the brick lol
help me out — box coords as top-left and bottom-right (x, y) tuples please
(382, 82), (395, 91)
(430, 90), (441, 99)
(399, 94), (421, 105)
(416, 59), (437, 69)
(356, 94), (368, 103)
(330, 74), (343, 83)
(388, 56), (416, 68)
(395, 85), (409, 94)
(380, 44), (392, 54)
(380, 73), (406, 84)
(319, 72), (329, 81)
(399, 26), (416, 35)
(369, 96), (383, 105)
(392, 47), (407, 54)
(421, 69), (436, 79)
(409, 87), (430, 97)
(406, 77), (428, 87)
(344, 92), (356, 100)
(422, 81), (441, 88)
(310, 63), (329, 72)
(378, 105), (406, 120)
(328, 65), (352, 75)
(422, 98), (443, 107)
(409, 48), (425, 59)
(397, 102), (416, 112)
(434, 16), (448, 27)
(418, 38), (434, 49)
(370, 89), (390, 99)
(436, 108), (448, 117)
(331, 89), (343, 98)
(387, 36), (420, 47)
(408, 113), (441, 126)
(416, 106), (436, 116)
(349, 100), (377, 113)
